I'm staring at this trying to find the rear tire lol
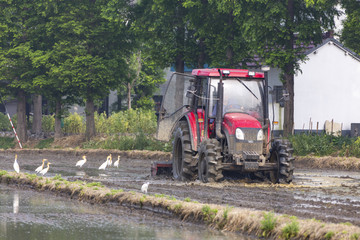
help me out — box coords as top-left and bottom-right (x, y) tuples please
(172, 121), (197, 181)
(269, 139), (294, 183)
(198, 139), (223, 183)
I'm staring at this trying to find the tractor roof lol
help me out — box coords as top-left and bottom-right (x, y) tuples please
(191, 68), (264, 79)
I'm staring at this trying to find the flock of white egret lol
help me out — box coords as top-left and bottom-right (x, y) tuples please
(10, 153), (150, 193)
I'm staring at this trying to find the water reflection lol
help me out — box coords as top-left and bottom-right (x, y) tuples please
(13, 193), (19, 214)
(0, 185), (248, 240)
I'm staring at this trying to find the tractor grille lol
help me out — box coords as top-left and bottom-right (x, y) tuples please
(234, 128), (262, 155)
(235, 141), (262, 155)
(242, 128), (260, 141)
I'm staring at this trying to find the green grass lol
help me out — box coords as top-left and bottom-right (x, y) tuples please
(201, 205), (218, 222)
(52, 174), (64, 181)
(260, 211), (277, 237)
(0, 137), (15, 149)
(35, 138), (54, 149)
(86, 182), (104, 188)
(281, 217), (299, 240)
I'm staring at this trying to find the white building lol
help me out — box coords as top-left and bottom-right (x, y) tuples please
(266, 38), (360, 135)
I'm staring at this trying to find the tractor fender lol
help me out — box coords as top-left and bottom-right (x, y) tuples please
(169, 112), (197, 152)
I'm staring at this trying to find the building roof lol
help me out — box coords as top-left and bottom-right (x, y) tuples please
(304, 38), (360, 63)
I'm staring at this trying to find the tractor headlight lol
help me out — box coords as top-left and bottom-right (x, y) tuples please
(235, 128), (245, 140)
(257, 129), (264, 141)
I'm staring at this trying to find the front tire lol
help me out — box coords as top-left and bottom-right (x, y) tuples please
(198, 139), (223, 183)
(268, 139), (295, 183)
(172, 121), (197, 181)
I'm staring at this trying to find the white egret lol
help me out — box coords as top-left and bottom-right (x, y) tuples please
(141, 182), (150, 194)
(13, 154), (20, 174)
(98, 158), (108, 170)
(76, 155), (87, 167)
(114, 155), (120, 168)
(40, 162), (51, 176)
(35, 159), (47, 173)
(107, 154), (112, 166)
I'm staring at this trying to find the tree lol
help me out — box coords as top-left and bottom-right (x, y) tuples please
(0, 1), (47, 143)
(244, 0), (338, 136)
(341, 0), (360, 54)
(43, 0), (133, 140)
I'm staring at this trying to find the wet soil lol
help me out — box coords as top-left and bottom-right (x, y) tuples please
(1, 150), (360, 227)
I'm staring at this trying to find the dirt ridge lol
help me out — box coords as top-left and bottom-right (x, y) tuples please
(1, 170), (359, 240)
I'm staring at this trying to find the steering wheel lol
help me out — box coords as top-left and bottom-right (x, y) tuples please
(224, 104), (243, 112)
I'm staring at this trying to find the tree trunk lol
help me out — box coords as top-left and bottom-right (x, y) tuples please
(85, 99), (95, 140)
(283, 0), (295, 137)
(32, 94), (42, 135)
(16, 90), (27, 144)
(54, 99), (62, 139)
(283, 67), (294, 137)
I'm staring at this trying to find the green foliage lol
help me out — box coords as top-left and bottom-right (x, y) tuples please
(261, 211), (277, 237)
(289, 134), (355, 156)
(52, 174), (64, 181)
(184, 197), (191, 202)
(86, 182), (104, 188)
(110, 189), (124, 195)
(0, 137), (15, 149)
(341, 0), (360, 55)
(281, 217), (299, 240)
(95, 112), (108, 135)
(202, 205), (218, 222)
(83, 133), (171, 152)
(0, 170), (7, 177)
(325, 231), (335, 240)
(173, 203), (182, 212)
(42, 115), (55, 133)
(63, 113), (85, 134)
(0, 113), (11, 131)
(35, 138), (54, 149)
(351, 233), (360, 240)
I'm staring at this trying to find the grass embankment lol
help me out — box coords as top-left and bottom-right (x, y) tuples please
(1, 170), (359, 240)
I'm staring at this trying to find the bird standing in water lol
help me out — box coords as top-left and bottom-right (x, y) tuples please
(141, 182), (150, 194)
(35, 159), (47, 173)
(40, 162), (51, 176)
(107, 154), (112, 167)
(114, 155), (120, 168)
(76, 155), (87, 167)
(99, 155), (110, 170)
(13, 154), (20, 173)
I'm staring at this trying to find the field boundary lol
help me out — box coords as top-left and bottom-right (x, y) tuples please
(0, 170), (359, 240)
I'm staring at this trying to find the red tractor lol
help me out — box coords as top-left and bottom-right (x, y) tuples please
(155, 68), (294, 183)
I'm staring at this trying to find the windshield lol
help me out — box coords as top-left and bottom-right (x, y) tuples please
(209, 78), (264, 121)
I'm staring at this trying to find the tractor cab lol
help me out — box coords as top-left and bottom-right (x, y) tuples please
(155, 68), (294, 183)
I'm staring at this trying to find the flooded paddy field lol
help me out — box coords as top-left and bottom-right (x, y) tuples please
(1, 150), (360, 229)
(0, 185), (242, 240)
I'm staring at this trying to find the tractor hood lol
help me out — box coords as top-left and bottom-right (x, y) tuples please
(223, 113), (262, 134)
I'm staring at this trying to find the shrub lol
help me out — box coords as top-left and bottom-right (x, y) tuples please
(42, 115), (55, 132)
(0, 112), (11, 131)
(289, 134), (354, 156)
(95, 112), (108, 134)
(63, 113), (85, 134)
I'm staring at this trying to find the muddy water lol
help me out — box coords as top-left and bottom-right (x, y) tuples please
(0, 185), (245, 240)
